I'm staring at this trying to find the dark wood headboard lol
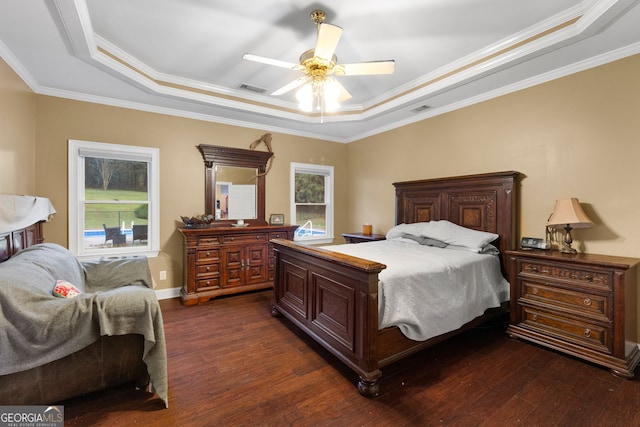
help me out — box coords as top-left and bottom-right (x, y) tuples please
(393, 171), (520, 274)
(0, 222), (44, 263)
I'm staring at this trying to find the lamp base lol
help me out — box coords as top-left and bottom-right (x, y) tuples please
(560, 224), (578, 254)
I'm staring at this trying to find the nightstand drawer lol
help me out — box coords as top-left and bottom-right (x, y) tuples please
(520, 280), (610, 321)
(520, 306), (611, 353)
(519, 260), (612, 291)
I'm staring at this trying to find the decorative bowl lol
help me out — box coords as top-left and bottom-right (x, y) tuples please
(181, 214), (214, 228)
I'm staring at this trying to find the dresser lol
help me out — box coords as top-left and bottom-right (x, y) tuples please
(506, 250), (640, 377)
(179, 225), (298, 305)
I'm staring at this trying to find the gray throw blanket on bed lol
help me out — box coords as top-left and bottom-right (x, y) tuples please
(0, 243), (168, 407)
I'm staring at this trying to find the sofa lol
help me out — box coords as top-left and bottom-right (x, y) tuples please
(0, 243), (168, 406)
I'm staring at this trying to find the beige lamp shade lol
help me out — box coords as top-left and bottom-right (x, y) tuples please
(547, 198), (594, 229)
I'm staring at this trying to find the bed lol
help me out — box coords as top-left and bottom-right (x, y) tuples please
(271, 171), (519, 396)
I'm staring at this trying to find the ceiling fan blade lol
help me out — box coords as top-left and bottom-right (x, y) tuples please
(271, 76), (310, 96)
(314, 23), (342, 61)
(336, 60), (395, 76)
(334, 80), (352, 102)
(242, 53), (300, 70)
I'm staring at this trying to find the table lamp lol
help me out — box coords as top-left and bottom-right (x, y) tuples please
(546, 198), (594, 254)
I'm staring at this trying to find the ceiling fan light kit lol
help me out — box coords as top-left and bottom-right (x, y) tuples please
(243, 9), (395, 118)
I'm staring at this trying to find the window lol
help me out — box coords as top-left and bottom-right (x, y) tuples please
(68, 140), (160, 258)
(290, 162), (334, 244)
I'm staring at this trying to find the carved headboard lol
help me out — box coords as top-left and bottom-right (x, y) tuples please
(393, 171), (520, 275)
(0, 222), (44, 263)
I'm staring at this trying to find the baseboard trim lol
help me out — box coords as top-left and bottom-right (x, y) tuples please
(155, 287), (181, 300)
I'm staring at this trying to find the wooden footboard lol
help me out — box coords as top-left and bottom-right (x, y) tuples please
(271, 238), (386, 395)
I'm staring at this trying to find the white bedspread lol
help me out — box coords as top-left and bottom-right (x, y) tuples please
(325, 240), (509, 341)
(0, 195), (56, 233)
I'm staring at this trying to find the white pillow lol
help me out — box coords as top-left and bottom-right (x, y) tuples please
(423, 220), (498, 252)
(386, 220), (498, 252)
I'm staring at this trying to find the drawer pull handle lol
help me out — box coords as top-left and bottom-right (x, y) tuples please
(584, 328), (592, 338)
(532, 287), (539, 295)
(583, 298), (592, 306)
(532, 314), (538, 321)
(584, 275), (593, 282)
(531, 267), (539, 273)
(206, 252), (210, 257)
(206, 281), (210, 286)
(206, 266), (210, 272)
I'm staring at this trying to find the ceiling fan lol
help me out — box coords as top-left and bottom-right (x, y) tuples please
(242, 10), (395, 110)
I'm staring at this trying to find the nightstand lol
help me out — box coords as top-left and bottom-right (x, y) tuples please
(342, 232), (386, 244)
(506, 249), (640, 378)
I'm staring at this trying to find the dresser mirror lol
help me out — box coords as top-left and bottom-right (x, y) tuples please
(198, 144), (273, 225)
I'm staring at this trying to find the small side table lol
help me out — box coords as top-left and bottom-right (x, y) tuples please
(342, 232), (386, 244)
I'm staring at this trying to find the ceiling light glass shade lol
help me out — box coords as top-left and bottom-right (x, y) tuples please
(296, 77), (340, 113)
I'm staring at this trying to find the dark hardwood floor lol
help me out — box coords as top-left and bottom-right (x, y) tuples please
(62, 290), (640, 426)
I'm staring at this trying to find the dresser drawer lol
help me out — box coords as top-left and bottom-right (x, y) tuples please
(520, 306), (611, 353)
(222, 233), (267, 244)
(196, 263), (220, 277)
(519, 260), (612, 291)
(197, 236), (220, 246)
(520, 280), (611, 321)
(196, 277), (220, 291)
(269, 231), (289, 240)
(196, 248), (220, 262)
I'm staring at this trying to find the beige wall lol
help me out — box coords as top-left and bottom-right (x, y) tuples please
(32, 96), (347, 290)
(0, 59), (36, 194)
(3, 53), (640, 293)
(347, 54), (640, 260)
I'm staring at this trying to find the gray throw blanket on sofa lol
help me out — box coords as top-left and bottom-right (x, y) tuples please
(0, 243), (168, 407)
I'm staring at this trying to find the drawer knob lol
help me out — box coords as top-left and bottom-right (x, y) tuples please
(206, 252), (210, 257)
(532, 314), (538, 321)
(584, 275), (593, 282)
(584, 328), (592, 338)
(206, 266), (210, 271)
(532, 287), (539, 295)
(583, 298), (592, 306)
(531, 266), (539, 273)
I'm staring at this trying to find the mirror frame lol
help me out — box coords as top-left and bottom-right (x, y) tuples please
(198, 144), (273, 225)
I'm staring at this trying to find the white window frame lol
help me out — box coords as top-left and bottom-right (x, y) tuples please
(290, 162), (334, 244)
(68, 139), (160, 259)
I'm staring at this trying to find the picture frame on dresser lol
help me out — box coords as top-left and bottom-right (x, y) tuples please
(269, 214), (284, 225)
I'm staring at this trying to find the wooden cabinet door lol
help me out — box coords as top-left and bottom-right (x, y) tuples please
(222, 245), (245, 287)
(245, 243), (268, 285)
(222, 243), (268, 287)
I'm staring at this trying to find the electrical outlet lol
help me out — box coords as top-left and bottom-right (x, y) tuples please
(159, 270), (167, 280)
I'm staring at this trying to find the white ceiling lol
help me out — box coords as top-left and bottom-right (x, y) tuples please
(1, 0), (639, 142)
